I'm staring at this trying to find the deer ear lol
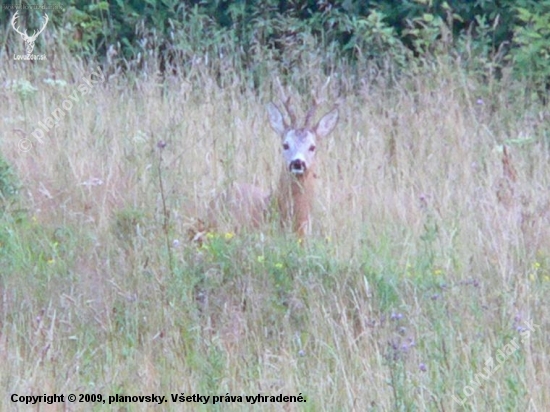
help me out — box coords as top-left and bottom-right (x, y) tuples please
(315, 108), (339, 138)
(267, 103), (286, 136)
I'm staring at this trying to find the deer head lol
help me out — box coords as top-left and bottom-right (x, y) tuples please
(266, 83), (340, 238)
(11, 11), (49, 56)
(267, 96), (339, 177)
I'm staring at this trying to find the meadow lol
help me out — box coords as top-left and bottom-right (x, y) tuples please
(1, 45), (550, 410)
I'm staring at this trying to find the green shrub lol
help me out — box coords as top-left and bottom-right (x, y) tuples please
(0, 155), (19, 209)
(509, 1), (550, 94)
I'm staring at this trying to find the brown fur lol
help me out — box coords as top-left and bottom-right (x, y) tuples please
(207, 182), (270, 232)
(275, 167), (316, 238)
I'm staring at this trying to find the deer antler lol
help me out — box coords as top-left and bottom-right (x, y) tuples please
(304, 77), (333, 128)
(30, 13), (49, 40)
(11, 12), (48, 40)
(275, 77), (297, 128)
(282, 96), (297, 128)
(304, 96), (318, 129)
(11, 12), (27, 37)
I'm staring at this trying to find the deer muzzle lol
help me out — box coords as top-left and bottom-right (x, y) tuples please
(289, 159), (306, 175)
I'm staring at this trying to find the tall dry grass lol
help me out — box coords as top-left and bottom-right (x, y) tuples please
(1, 49), (549, 410)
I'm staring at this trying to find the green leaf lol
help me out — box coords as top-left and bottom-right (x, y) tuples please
(423, 13), (434, 23)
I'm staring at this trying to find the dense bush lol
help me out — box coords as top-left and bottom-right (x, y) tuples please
(1, 0), (549, 93)
(0, 155), (18, 210)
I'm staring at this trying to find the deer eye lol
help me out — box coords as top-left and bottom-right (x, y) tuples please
(309, 145), (316, 152)
(283, 143), (290, 150)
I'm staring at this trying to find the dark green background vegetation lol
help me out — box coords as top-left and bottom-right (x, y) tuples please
(2, 0), (550, 92)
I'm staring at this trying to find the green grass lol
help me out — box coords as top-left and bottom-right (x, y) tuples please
(0, 46), (549, 411)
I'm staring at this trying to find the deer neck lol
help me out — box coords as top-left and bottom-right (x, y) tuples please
(276, 166), (316, 237)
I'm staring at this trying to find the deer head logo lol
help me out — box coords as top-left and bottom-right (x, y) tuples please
(11, 11), (49, 56)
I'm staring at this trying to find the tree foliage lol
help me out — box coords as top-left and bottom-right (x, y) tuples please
(2, 0), (549, 92)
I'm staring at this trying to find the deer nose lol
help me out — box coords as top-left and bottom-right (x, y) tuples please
(289, 159), (306, 173)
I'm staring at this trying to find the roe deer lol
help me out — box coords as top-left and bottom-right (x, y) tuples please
(203, 90), (339, 240)
(267, 96), (339, 238)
